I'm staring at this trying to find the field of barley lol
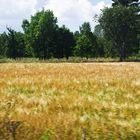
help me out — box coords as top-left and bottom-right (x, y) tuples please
(0, 63), (140, 140)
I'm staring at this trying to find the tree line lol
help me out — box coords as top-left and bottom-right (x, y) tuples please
(0, 0), (139, 61)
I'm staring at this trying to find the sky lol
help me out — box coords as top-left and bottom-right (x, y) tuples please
(0, 0), (111, 33)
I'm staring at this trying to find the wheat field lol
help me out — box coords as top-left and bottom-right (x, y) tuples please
(0, 63), (140, 140)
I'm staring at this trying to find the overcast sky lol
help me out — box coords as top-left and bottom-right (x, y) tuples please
(0, 0), (111, 33)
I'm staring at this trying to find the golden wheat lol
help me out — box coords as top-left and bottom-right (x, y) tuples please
(0, 63), (140, 139)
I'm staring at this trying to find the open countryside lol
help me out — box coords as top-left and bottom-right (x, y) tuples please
(0, 0), (140, 139)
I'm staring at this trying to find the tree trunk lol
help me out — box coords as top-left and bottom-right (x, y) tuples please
(120, 42), (126, 62)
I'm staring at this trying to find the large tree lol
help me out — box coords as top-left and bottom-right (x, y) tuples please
(80, 22), (92, 37)
(99, 5), (140, 61)
(6, 28), (25, 58)
(112, 0), (140, 6)
(75, 22), (98, 58)
(0, 32), (8, 58)
(22, 9), (58, 59)
(6, 27), (17, 59)
(22, 19), (34, 57)
(75, 35), (94, 58)
(55, 25), (75, 59)
(94, 24), (118, 57)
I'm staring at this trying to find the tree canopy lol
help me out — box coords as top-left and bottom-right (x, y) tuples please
(0, 6), (139, 61)
(99, 4), (140, 61)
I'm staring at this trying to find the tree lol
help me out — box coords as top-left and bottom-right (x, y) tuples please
(6, 27), (25, 58)
(0, 32), (8, 58)
(22, 9), (58, 59)
(94, 24), (117, 57)
(7, 27), (17, 59)
(22, 19), (34, 57)
(94, 24), (103, 38)
(99, 5), (140, 61)
(112, 0), (140, 6)
(55, 25), (75, 59)
(74, 31), (80, 41)
(14, 32), (25, 58)
(22, 19), (30, 34)
(75, 22), (98, 58)
(80, 22), (92, 37)
(75, 35), (94, 58)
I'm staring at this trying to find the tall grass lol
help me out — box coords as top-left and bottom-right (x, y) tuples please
(0, 63), (140, 139)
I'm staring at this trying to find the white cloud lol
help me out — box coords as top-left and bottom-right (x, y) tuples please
(45, 0), (110, 31)
(0, 0), (37, 32)
(0, 0), (110, 33)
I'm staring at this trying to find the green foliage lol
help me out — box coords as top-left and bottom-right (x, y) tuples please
(0, 7), (139, 60)
(14, 32), (25, 58)
(74, 22), (98, 58)
(99, 5), (140, 61)
(75, 35), (93, 58)
(80, 22), (92, 36)
(21, 10), (76, 59)
(112, 0), (140, 6)
(6, 27), (17, 59)
(6, 27), (25, 59)
(22, 19), (30, 34)
(24, 9), (58, 59)
(41, 131), (51, 140)
(55, 25), (76, 59)
(94, 24), (103, 38)
(0, 32), (8, 57)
